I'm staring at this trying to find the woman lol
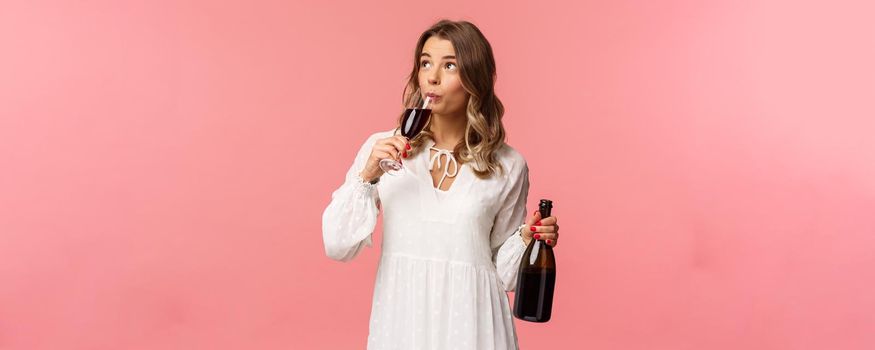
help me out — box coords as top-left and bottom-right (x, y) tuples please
(322, 19), (560, 350)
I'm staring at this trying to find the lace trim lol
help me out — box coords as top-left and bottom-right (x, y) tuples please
(516, 223), (528, 246)
(353, 173), (378, 197)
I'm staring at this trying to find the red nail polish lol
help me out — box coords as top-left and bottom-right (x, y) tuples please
(534, 234), (540, 239)
(402, 151), (408, 158)
(535, 220), (542, 226)
(530, 226), (536, 232)
(406, 143), (411, 150)
(547, 239), (552, 244)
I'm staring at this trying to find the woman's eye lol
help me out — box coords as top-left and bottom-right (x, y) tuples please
(445, 62), (457, 70)
(420, 61), (431, 68)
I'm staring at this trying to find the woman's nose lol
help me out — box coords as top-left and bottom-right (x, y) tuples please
(427, 70), (440, 85)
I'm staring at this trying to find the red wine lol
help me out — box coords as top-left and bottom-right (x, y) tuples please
(513, 199), (556, 323)
(401, 108), (431, 138)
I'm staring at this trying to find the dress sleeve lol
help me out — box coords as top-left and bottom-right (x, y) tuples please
(490, 159), (530, 292)
(321, 133), (382, 262)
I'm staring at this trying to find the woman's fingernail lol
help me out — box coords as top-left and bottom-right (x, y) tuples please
(534, 234), (540, 239)
(535, 220), (542, 226)
(530, 226), (536, 232)
(406, 143), (411, 150)
(547, 239), (552, 244)
(402, 151), (408, 158)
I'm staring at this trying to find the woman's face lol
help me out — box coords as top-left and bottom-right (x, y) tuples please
(418, 36), (469, 116)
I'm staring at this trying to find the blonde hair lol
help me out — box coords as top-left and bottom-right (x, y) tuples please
(398, 19), (506, 178)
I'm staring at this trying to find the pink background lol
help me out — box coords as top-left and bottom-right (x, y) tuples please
(2, 0), (874, 349)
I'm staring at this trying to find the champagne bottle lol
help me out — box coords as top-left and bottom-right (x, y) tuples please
(513, 199), (556, 322)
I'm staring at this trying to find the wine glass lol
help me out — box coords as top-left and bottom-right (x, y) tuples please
(379, 92), (432, 176)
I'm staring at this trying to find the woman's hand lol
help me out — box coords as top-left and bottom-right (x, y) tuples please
(521, 210), (559, 247)
(359, 135), (410, 182)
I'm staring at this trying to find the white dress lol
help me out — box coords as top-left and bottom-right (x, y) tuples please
(322, 130), (530, 350)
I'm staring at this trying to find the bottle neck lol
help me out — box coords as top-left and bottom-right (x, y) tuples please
(537, 204), (553, 249)
(539, 207), (552, 218)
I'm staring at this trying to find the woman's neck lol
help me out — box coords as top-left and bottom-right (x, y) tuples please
(429, 111), (466, 149)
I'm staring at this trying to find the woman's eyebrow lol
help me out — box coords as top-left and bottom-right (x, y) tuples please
(420, 52), (456, 59)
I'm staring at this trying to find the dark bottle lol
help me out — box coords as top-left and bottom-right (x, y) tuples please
(513, 199), (556, 323)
